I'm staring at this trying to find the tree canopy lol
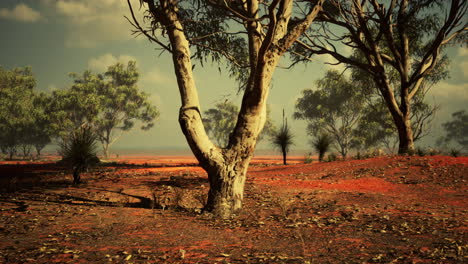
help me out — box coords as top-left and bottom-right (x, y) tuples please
(440, 110), (468, 151)
(51, 61), (159, 157)
(0, 66), (51, 159)
(294, 69), (365, 158)
(203, 101), (275, 148)
(291, 0), (467, 154)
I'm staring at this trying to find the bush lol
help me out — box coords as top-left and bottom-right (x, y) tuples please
(416, 147), (426, 157)
(427, 148), (440, 156)
(59, 126), (100, 184)
(303, 152), (313, 164)
(312, 133), (332, 162)
(450, 149), (460, 157)
(327, 152), (338, 162)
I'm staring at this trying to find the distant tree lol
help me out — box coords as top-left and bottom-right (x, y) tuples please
(349, 54), (441, 154)
(29, 92), (54, 156)
(49, 71), (104, 140)
(0, 66), (36, 160)
(96, 61), (159, 158)
(50, 61), (159, 158)
(203, 101), (275, 147)
(352, 101), (397, 154)
(439, 110), (468, 151)
(311, 133), (332, 162)
(292, 0), (467, 154)
(59, 126), (100, 184)
(294, 70), (365, 159)
(271, 110), (294, 165)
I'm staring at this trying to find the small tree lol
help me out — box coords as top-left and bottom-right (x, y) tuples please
(311, 133), (332, 162)
(59, 126), (100, 184)
(294, 70), (365, 159)
(97, 61), (160, 157)
(203, 101), (275, 147)
(50, 62), (159, 158)
(271, 110), (294, 165)
(439, 110), (468, 152)
(0, 66), (36, 160)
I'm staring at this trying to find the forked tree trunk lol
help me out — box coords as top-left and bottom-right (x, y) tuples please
(147, 0), (324, 218)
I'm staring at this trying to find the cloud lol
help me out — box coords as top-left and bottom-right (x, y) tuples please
(88, 53), (136, 72)
(458, 47), (468, 57)
(50, 0), (145, 48)
(142, 67), (173, 85)
(0, 4), (42, 22)
(461, 61), (468, 79)
(429, 82), (468, 101)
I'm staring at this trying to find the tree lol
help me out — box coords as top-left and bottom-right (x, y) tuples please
(96, 61), (159, 158)
(29, 92), (54, 156)
(311, 133), (332, 162)
(440, 110), (468, 151)
(128, 0), (325, 217)
(0, 66), (36, 160)
(203, 101), (276, 147)
(294, 70), (365, 159)
(271, 110), (294, 165)
(50, 62), (159, 158)
(352, 101), (397, 154)
(292, 0), (467, 154)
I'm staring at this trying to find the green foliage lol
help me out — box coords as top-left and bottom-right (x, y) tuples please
(327, 152), (337, 162)
(291, 0), (462, 154)
(203, 101), (275, 148)
(202, 101), (239, 147)
(0, 66), (53, 159)
(59, 126), (100, 184)
(294, 70), (365, 158)
(440, 110), (468, 152)
(415, 147), (427, 157)
(303, 153), (313, 164)
(271, 111), (294, 165)
(311, 133), (332, 162)
(450, 149), (460, 157)
(50, 61), (160, 157)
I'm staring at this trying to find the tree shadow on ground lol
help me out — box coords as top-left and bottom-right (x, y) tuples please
(0, 187), (158, 211)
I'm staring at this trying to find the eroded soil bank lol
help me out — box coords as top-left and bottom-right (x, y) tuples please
(1, 155), (467, 263)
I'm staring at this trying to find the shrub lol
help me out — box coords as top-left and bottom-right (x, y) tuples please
(416, 147), (426, 157)
(59, 126), (100, 184)
(427, 148), (440, 156)
(450, 149), (460, 157)
(327, 152), (338, 162)
(312, 133), (332, 162)
(303, 152), (313, 164)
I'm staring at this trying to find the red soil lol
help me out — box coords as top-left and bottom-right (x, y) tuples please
(0, 155), (466, 263)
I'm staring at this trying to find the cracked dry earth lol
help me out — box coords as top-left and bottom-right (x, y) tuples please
(0, 155), (466, 263)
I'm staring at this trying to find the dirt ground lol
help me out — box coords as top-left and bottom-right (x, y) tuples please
(0, 155), (466, 263)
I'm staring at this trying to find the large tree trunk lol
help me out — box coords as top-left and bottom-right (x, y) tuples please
(147, 0), (323, 218)
(394, 114), (415, 154)
(203, 156), (250, 217)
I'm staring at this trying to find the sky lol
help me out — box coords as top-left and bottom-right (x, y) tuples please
(0, 0), (467, 154)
